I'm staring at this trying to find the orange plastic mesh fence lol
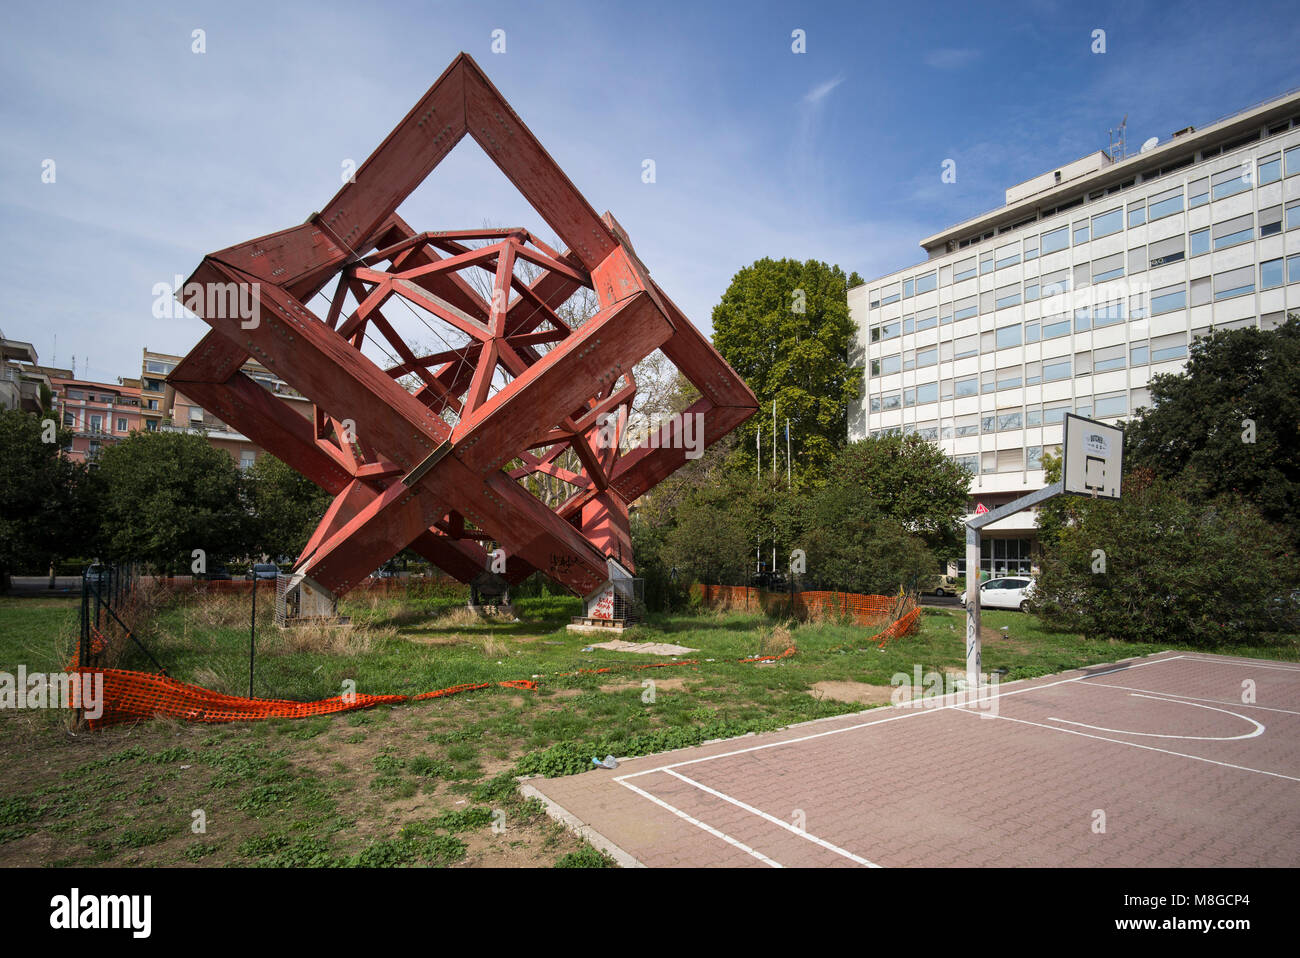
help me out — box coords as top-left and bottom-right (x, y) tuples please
(71, 667), (535, 730)
(693, 585), (895, 625)
(871, 607), (923, 649)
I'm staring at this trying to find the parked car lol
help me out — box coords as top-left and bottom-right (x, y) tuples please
(925, 574), (962, 596)
(962, 576), (1036, 611)
(371, 565), (399, 579)
(246, 563), (279, 581)
(83, 564), (109, 590)
(201, 564), (233, 581)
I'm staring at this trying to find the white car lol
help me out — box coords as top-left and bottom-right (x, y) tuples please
(962, 577), (1036, 612)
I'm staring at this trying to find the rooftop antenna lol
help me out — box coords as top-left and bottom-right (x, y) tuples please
(1107, 115), (1128, 162)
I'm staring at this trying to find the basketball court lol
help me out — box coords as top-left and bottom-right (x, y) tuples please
(522, 651), (1300, 867)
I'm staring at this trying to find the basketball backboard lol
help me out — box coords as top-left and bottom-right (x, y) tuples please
(1063, 413), (1123, 499)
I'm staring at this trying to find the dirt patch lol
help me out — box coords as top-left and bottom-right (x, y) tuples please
(404, 635), (470, 647)
(980, 625), (1035, 653)
(598, 677), (689, 694)
(810, 680), (904, 705)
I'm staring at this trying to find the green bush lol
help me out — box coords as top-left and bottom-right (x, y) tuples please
(1030, 474), (1298, 646)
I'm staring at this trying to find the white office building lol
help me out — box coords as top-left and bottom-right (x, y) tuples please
(849, 88), (1300, 577)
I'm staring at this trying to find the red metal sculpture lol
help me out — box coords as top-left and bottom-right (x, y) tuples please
(168, 53), (757, 617)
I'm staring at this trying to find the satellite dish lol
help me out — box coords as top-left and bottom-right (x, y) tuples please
(1140, 136), (1159, 154)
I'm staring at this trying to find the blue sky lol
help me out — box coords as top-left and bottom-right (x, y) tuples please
(2, 0), (1297, 382)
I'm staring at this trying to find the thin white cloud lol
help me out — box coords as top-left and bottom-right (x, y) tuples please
(924, 48), (981, 70)
(802, 75), (845, 105)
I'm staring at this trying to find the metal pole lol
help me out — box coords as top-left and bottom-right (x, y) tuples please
(249, 575), (257, 698)
(772, 400), (776, 476)
(965, 525), (981, 687)
(786, 419), (791, 489)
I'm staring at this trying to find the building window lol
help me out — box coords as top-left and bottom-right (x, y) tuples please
(116, 418), (127, 432)
(1043, 403), (1070, 424)
(1258, 153), (1282, 185)
(1092, 252), (1124, 283)
(1094, 344), (1126, 372)
(1148, 235), (1185, 267)
(1026, 446), (1043, 470)
(1261, 258), (1285, 290)
(1212, 213), (1254, 250)
(995, 286), (1021, 310)
(1289, 253), (1300, 285)
(916, 347), (938, 368)
(1150, 333), (1187, 363)
(953, 297), (978, 322)
(1023, 236), (1039, 261)
(1041, 226), (1069, 254)
(1128, 202), (1146, 227)
(1187, 177), (1209, 208)
(1211, 165), (1252, 200)
(1285, 200), (1300, 231)
(954, 257), (977, 282)
(995, 244), (1020, 270)
(916, 271), (937, 294)
(995, 324), (1021, 349)
(1213, 266), (1255, 301)
(240, 452), (256, 471)
(1091, 207), (1123, 239)
(1148, 186), (1183, 220)
(1286, 145), (1300, 177)
(1150, 283), (1187, 315)
(1042, 316), (1071, 339)
(903, 278), (915, 298)
(1073, 222), (1090, 245)
(1094, 393), (1127, 418)
(1042, 360), (1071, 382)
(916, 311), (938, 332)
(1259, 205), (1283, 238)
(1190, 228), (1210, 257)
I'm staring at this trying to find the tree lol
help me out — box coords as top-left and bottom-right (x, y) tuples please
(799, 482), (935, 595)
(245, 455), (331, 561)
(1124, 316), (1300, 544)
(96, 431), (250, 573)
(0, 409), (94, 591)
(657, 469), (761, 587)
(823, 435), (971, 558)
(1029, 472), (1297, 646)
(712, 258), (863, 481)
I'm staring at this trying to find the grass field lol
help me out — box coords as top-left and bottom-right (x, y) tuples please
(1, 589), (1296, 868)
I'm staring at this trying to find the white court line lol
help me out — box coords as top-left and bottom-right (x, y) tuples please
(619, 654), (1187, 782)
(963, 708), (1300, 782)
(1048, 693), (1265, 741)
(608, 654), (1190, 866)
(1174, 655), (1300, 673)
(615, 778), (782, 867)
(1080, 680), (1300, 716)
(663, 769), (879, 868)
